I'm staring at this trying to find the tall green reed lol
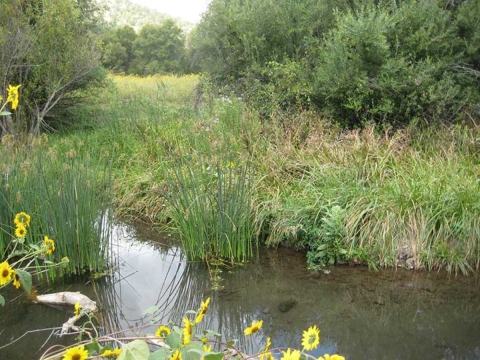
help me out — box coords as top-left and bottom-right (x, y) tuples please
(0, 136), (113, 279)
(165, 159), (255, 264)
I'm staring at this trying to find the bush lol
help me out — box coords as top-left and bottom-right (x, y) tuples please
(192, 0), (480, 127)
(312, 1), (478, 127)
(0, 0), (105, 135)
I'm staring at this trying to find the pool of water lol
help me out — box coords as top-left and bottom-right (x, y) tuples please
(1, 222), (480, 359)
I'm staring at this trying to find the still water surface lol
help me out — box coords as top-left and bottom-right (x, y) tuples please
(1, 222), (480, 360)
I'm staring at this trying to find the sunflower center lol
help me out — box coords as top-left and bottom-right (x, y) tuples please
(72, 355), (81, 360)
(2, 269), (9, 277)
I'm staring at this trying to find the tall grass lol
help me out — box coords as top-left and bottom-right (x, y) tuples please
(0, 135), (113, 279)
(165, 159), (255, 264)
(260, 123), (480, 274)
(46, 74), (480, 274)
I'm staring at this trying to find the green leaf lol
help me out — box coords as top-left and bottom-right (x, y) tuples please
(185, 310), (197, 315)
(149, 348), (169, 360)
(0, 111), (12, 116)
(10, 249), (27, 256)
(142, 305), (160, 315)
(188, 349), (206, 356)
(150, 315), (162, 324)
(165, 329), (181, 350)
(118, 340), (150, 360)
(180, 345), (202, 360)
(0, 294), (5, 306)
(182, 345), (202, 360)
(204, 353), (225, 360)
(225, 340), (237, 348)
(85, 339), (101, 354)
(202, 330), (222, 338)
(16, 269), (32, 293)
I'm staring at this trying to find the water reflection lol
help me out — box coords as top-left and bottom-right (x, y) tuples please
(1, 221), (480, 360)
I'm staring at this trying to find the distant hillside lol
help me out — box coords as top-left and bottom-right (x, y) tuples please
(95, 0), (194, 32)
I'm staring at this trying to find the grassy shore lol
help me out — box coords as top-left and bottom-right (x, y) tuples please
(12, 74), (480, 274)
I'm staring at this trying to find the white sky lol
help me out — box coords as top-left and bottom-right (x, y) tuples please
(130, 0), (212, 23)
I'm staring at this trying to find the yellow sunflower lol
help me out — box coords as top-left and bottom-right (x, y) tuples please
(155, 325), (171, 338)
(182, 316), (194, 345)
(14, 212), (31, 227)
(281, 348), (301, 360)
(301, 325), (320, 351)
(15, 224), (27, 238)
(101, 348), (122, 357)
(203, 344), (212, 352)
(244, 320), (263, 335)
(195, 297), (211, 324)
(260, 337), (274, 360)
(0, 261), (13, 286)
(12, 270), (21, 289)
(6, 84), (21, 110)
(44, 235), (55, 254)
(171, 350), (182, 360)
(318, 355), (345, 360)
(74, 302), (81, 317)
(62, 345), (88, 360)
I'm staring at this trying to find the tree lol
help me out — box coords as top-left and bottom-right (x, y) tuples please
(0, 0), (105, 135)
(129, 20), (186, 75)
(190, 0), (480, 127)
(101, 25), (137, 73)
(116, 25), (137, 70)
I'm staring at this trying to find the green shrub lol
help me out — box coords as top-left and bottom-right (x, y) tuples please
(312, 1), (477, 127)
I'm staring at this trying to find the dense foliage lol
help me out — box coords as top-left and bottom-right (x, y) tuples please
(100, 20), (187, 75)
(0, 0), (106, 135)
(191, 0), (480, 127)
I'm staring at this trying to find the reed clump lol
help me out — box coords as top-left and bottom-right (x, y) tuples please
(0, 135), (113, 279)
(165, 159), (255, 264)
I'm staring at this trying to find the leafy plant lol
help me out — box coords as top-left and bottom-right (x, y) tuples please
(39, 297), (345, 360)
(0, 212), (69, 306)
(307, 205), (348, 268)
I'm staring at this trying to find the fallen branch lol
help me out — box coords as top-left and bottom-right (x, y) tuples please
(34, 291), (97, 335)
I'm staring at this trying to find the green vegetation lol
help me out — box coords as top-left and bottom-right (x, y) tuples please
(31, 73), (476, 274)
(190, 0), (480, 127)
(166, 161), (255, 263)
(101, 20), (187, 75)
(1, 0), (480, 275)
(1, 1), (480, 358)
(0, 0), (106, 135)
(39, 296), (344, 360)
(0, 135), (112, 279)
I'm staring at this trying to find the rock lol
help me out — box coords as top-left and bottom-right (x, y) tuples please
(278, 297), (298, 313)
(362, 281), (376, 291)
